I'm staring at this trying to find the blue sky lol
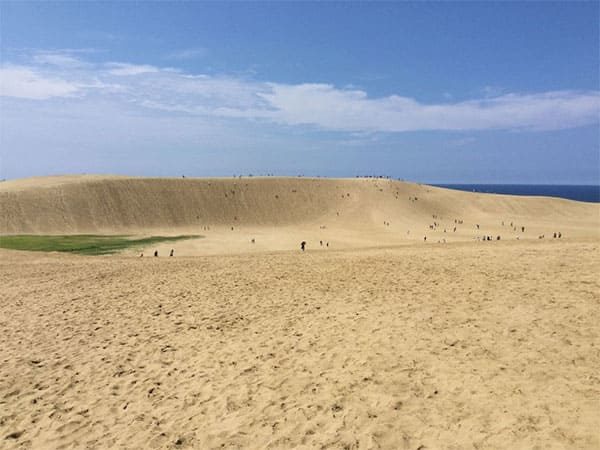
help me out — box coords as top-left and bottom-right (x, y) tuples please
(1, 2), (598, 183)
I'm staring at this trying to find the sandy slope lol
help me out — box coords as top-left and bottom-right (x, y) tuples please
(1, 240), (599, 449)
(1, 176), (599, 449)
(1, 176), (598, 255)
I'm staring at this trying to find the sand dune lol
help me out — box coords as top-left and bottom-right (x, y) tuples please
(1, 176), (599, 449)
(1, 176), (597, 255)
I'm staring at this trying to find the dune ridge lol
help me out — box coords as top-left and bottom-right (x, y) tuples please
(1, 176), (597, 240)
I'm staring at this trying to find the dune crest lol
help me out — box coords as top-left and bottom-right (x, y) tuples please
(1, 176), (597, 253)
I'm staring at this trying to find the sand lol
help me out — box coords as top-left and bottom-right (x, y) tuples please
(1, 177), (598, 247)
(1, 176), (599, 449)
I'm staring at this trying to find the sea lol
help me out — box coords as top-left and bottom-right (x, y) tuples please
(434, 184), (600, 203)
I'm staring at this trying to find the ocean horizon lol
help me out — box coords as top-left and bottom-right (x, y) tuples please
(434, 184), (600, 203)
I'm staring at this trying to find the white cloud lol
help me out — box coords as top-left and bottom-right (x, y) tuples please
(166, 48), (208, 60)
(32, 51), (88, 69)
(0, 66), (80, 100)
(259, 84), (600, 132)
(1, 54), (599, 133)
(448, 136), (476, 147)
(105, 63), (161, 76)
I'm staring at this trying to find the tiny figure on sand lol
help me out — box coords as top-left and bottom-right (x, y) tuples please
(300, 241), (306, 251)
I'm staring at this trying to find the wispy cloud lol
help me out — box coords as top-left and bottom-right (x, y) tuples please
(480, 85), (507, 98)
(1, 53), (599, 133)
(257, 83), (600, 132)
(0, 65), (80, 100)
(105, 63), (162, 76)
(32, 51), (89, 69)
(166, 47), (208, 60)
(448, 136), (476, 148)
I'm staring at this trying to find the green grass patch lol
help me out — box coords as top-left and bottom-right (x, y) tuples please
(0, 235), (201, 255)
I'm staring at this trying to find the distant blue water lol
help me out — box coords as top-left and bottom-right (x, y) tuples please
(434, 184), (600, 203)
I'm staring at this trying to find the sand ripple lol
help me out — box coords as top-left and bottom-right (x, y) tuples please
(1, 241), (598, 449)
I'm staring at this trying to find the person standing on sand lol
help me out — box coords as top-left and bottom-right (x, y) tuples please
(154, 250), (158, 257)
(301, 241), (306, 251)
(170, 249), (174, 257)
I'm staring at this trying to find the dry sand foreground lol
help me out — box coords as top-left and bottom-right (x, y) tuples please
(1, 240), (599, 450)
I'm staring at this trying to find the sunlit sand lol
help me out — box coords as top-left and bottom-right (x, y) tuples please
(1, 176), (598, 449)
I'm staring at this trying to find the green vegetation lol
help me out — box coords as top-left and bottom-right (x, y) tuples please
(0, 235), (201, 255)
